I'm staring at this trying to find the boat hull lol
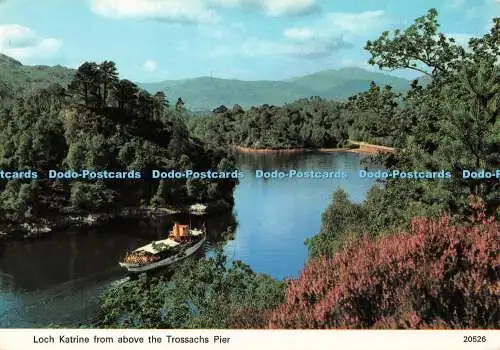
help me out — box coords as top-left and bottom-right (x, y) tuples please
(119, 236), (206, 273)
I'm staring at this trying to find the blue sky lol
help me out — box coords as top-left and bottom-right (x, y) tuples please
(0, 0), (498, 82)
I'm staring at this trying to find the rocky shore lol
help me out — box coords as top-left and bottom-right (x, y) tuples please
(0, 200), (231, 242)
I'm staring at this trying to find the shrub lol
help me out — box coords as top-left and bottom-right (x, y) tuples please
(305, 189), (368, 258)
(268, 214), (499, 329)
(99, 250), (285, 328)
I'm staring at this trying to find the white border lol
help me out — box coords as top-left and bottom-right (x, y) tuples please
(0, 329), (499, 350)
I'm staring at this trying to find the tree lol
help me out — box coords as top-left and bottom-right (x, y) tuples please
(114, 79), (138, 111)
(305, 189), (367, 258)
(0, 59), (238, 225)
(153, 91), (169, 119)
(137, 90), (154, 120)
(175, 97), (185, 112)
(439, 61), (499, 212)
(363, 10), (500, 219)
(365, 8), (465, 78)
(466, 18), (499, 68)
(346, 82), (402, 145)
(70, 62), (100, 106)
(99, 61), (119, 107)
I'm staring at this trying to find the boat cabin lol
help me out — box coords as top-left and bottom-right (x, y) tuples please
(171, 223), (189, 238)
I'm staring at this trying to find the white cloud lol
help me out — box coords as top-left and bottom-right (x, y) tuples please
(281, 11), (389, 49)
(89, 0), (318, 23)
(324, 11), (388, 37)
(281, 26), (351, 59)
(213, 34), (350, 59)
(273, 11), (386, 58)
(284, 27), (314, 41)
(0, 24), (38, 48)
(283, 38), (349, 59)
(215, 0), (318, 16)
(447, 0), (465, 8)
(264, 0), (317, 16)
(211, 10), (387, 60)
(0, 24), (62, 61)
(89, 0), (219, 24)
(143, 59), (157, 72)
(200, 9), (391, 59)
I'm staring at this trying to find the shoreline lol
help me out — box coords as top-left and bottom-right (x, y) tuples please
(0, 200), (231, 243)
(234, 143), (395, 155)
(234, 146), (345, 153)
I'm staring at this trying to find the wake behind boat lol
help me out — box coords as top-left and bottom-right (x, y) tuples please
(119, 223), (206, 273)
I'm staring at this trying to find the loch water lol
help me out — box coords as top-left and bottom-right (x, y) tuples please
(0, 151), (378, 327)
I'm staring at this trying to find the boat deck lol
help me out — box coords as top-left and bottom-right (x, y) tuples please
(135, 238), (179, 254)
(134, 229), (204, 255)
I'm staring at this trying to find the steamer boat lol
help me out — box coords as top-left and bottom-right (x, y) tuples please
(119, 223), (206, 273)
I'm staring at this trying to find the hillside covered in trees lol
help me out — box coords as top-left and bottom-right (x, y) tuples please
(186, 81), (409, 150)
(0, 54), (411, 112)
(186, 81), (415, 149)
(98, 9), (499, 330)
(0, 54), (74, 104)
(0, 61), (237, 232)
(188, 98), (351, 149)
(140, 67), (411, 111)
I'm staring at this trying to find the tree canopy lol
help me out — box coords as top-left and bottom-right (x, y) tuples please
(0, 61), (237, 225)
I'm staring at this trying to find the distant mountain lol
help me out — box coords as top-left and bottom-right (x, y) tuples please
(290, 67), (411, 96)
(0, 53), (412, 110)
(0, 54), (75, 100)
(140, 77), (316, 111)
(140, 68), (411, 111)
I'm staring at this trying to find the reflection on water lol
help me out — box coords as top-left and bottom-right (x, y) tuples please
(0, 214), (235, 327)
(0, 151), (377, 327)
(223, 152), (376, 279)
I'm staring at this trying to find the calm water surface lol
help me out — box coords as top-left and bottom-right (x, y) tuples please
(0, 152), (377, 327)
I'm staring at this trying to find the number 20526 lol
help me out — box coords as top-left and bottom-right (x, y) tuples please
(463, 336), (486, 343)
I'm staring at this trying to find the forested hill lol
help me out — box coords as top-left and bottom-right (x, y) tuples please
(0, 54), (411, 111)
(139, 67), (411, 110)
(0, 60), (237, 230)
(186, 83), (406, 150)
(0, 54), (75, 102)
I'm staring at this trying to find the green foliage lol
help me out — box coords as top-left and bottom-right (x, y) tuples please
(100, 274), (190, 328)
(99, 250), (286, 328)
(306, 189), (368, 258)
(346, 81), (404, 147)
(188, 97), (351, 149)
(307, 10), (499, 258)
(0, 60), (237, 223)
(0, 54), (74, 105)
(365, 9), (465, 78)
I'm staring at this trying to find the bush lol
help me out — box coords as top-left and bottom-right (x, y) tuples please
(268, 215), (499, 329)
(305, 189), (367, 258)
(99, 250), (285, 328)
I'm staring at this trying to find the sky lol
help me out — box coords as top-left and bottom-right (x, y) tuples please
(0, 0), (499, 82)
